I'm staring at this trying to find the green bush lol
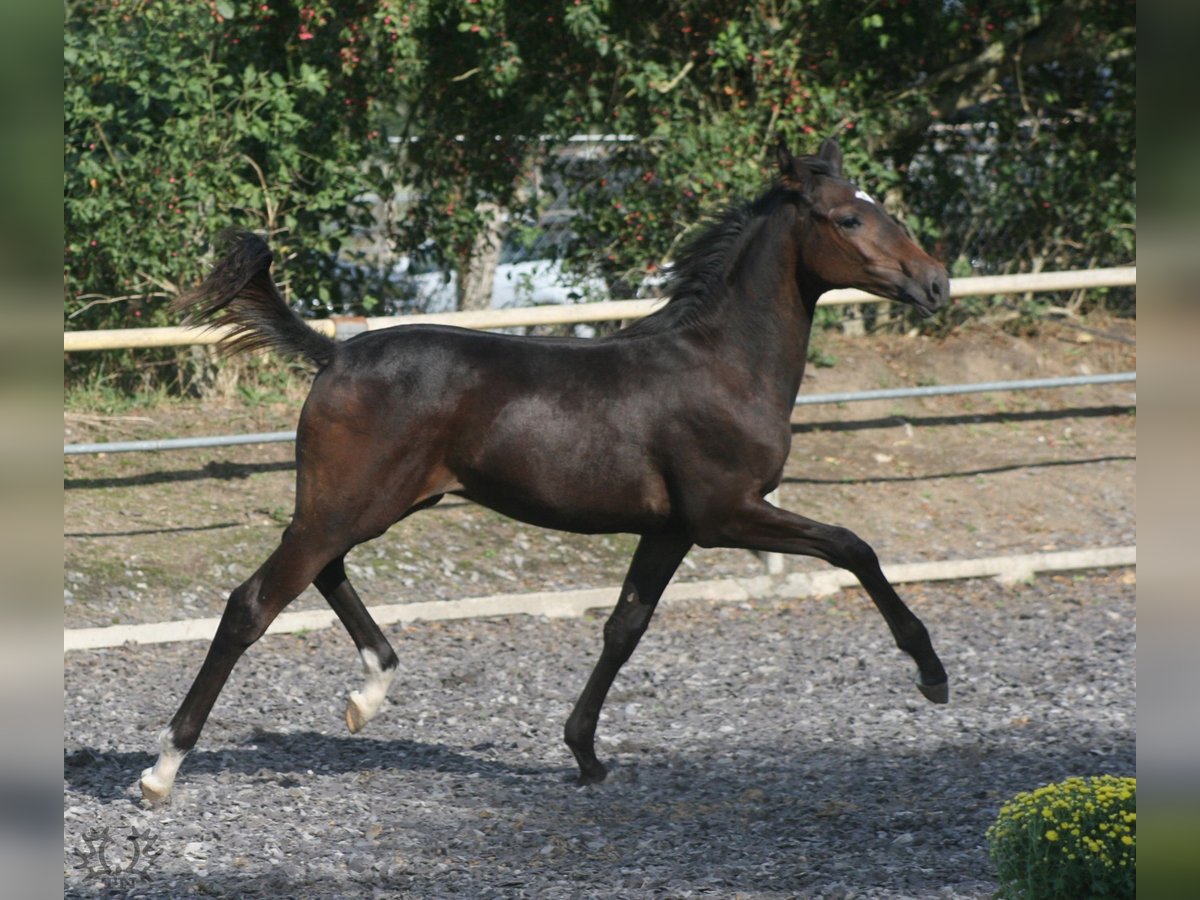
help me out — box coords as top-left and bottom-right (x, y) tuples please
(64, 0), (421, 333)
(64, 2), (1135, 399)
(987, 775), (1136, 899)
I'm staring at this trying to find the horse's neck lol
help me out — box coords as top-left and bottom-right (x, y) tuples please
(703, 217), (816, 407)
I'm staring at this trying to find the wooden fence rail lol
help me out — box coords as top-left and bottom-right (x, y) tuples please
(63, 266), (1135, 353)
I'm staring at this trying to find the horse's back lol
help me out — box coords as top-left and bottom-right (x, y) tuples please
(319, 322), (698, 413)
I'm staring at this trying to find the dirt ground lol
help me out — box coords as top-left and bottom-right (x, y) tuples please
(63, 318), (1136, 631)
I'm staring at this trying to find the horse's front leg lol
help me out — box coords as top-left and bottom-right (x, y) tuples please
(707, 498), (949, 702)
(564, 532), (693, 784)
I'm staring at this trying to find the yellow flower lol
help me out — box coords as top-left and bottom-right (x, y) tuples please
(1045, 830), (1059, 842)
(1121, 835), (1133, 846)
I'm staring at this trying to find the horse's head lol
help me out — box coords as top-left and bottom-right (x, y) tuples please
(777, 136), (948, 317)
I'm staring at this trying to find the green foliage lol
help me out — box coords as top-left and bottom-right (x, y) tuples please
(64, 0), (1136, 394)
(538, 1), (1136, 318)
(904, 2), (1137, 290)
(987, 775), (1136, 899)
(64, 365), (177, 416)
(64, 0), (419, 332)
(806, 341), (837, 369)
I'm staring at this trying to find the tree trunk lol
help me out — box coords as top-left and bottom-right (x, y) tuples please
(457, 201), (504, 312)
(181, 345), (242, 401)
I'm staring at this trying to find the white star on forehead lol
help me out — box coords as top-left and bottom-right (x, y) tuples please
(854, 189), (876, 205)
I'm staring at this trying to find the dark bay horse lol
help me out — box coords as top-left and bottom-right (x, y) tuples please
(141, 137), (950, 802)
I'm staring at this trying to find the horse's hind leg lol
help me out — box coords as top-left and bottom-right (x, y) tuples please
(139, 526), (337, 803)
(312, 493), (445, 733)
(564, 532), (692, 784)
(711, 499), (949, 702)
(314, 556), (397, 734)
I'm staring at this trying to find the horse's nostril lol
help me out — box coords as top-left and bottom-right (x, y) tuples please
(928, 273), (949, 306)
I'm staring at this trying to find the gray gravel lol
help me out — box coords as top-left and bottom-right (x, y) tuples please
(64, 569), (1135, 898)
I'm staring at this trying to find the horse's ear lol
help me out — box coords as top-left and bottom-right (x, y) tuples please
(818, 137), (843, 177)
(775, 134), (807, 187)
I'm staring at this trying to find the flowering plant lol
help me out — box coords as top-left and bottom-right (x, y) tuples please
(987, 775), (1135, 899)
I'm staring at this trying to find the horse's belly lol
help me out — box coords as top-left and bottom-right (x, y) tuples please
(480, 495), (671, 536)
(445, 387), (680, 533)
(455, 451), (673, 536)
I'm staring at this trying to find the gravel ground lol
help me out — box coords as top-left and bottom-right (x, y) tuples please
(64, 569), (1135, 898)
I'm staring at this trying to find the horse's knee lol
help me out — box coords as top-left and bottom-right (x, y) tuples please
(826, 526), (878, 570)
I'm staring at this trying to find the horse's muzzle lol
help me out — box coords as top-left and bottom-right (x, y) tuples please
(907, 264), (949, 318)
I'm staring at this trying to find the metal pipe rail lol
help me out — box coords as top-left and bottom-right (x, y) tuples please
(63, 267), (1136, 353)
(792, 371), (1136, 405)
(64, 371), (1136, 456)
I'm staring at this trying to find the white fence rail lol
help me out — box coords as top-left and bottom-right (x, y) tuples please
(63, 265), (1136, 456)
(63, 267), (1136, 353)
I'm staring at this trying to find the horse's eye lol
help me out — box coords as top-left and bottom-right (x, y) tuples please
(837, 215), (862, 230)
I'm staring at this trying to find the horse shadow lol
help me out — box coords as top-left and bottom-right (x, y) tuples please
(63, 730), (561, 804)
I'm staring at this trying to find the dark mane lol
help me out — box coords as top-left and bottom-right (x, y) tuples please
(618, 181), (807, 338)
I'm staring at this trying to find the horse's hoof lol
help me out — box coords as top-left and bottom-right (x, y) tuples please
(139, 768), (172, 805)
(575, 763), (608, 786)
(917, 677), (949, 704)
(345, 693), (369, 734)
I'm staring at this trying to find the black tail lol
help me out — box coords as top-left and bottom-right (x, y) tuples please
(174, 231), (336, 368)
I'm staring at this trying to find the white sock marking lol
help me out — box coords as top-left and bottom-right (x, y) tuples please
(349, 648), (395, 722)
(140, 728), (186, 800)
